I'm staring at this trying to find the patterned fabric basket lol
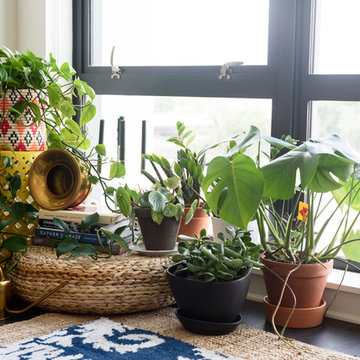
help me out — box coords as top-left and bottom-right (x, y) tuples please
(10, 246), (176, 315)
(0, 89), (46, 151)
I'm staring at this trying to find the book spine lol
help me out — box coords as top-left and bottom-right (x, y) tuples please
(35, 227), (110, 245)
(38, 212), (122, 225)
(38, 219), (103, 233)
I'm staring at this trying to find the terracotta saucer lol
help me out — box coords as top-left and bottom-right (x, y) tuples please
(263, 296), (326, 328)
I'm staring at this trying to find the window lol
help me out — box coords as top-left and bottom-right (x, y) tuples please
(90, 0), (269, 67)
(74, 0), (360, 271)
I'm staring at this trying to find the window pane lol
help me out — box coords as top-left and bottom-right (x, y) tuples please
(91, 0), (269, 66)
(311, 101), (360, 259)
(86, 96), (271, 193)
(313, 0), (360, 74)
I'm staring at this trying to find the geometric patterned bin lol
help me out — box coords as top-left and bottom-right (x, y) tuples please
(0, 89), (46, 151)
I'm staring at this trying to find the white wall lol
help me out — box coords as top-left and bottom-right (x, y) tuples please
(0, 0), (72, 64)
(0, 0), (17, 50)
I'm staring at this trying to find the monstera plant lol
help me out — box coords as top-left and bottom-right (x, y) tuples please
(201, 125), (360, 331)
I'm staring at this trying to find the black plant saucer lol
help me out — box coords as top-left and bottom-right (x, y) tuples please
(175, 308), (242, 335)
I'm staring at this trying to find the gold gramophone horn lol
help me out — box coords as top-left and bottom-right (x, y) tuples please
(28, 149), (92, 210)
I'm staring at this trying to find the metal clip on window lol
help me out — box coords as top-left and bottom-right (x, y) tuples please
(110, 46), (123, 79)
(219, 61), (244, 80)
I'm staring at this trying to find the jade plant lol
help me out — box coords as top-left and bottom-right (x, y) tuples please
(172, 227), (262, 282)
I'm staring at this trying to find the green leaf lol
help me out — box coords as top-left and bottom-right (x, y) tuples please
(81, 81), (96, 100)
(174, 162), (182, 177)
(343, 230), (360, 262)
(3, 156), (13, 168)
(115, 187), (131, 217)
(160, 157), (171, 170)
(174, 203), (183, 221)
(89, 176), (99, 184)
(3, 235), (27, 251)
(106, 187), (116, 195)
(65, 119), (81, 136)
(56, 238), (78, 258)
(148, 190), (167, 212)
(69, 244), (96, 258)
(80, 103), (96, 126)
(77, 138), (91, 150)
(59, 98), (76, 118)
(261, 136), (360, 200)
(151, 210), (164, 225)
(185, 199), (198, 225)
(0, 220), (12, 230)
(163, 177), (181, 190)
(80, 212), (100, 231)
(109, 233), (130, 251)
(46, 83), (61, 106)
(167, 137), (185, 148)
(10, 174), (21, 192)
(53, 217), (70, 235)
(163, 203), (176, 218)
(202, 154), (264, 230)
(109, 162), (126, 179)
(11, 202), (25, 221)
(95, 144), (106, 156)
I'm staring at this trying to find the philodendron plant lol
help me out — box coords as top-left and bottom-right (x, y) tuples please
(202, 125), (360, 267)
(172, 227), (262, 282)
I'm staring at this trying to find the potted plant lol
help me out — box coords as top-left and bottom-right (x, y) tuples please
(129, 179), (183, 250)
(142, 121), (211, 238)
(202, 125), (360, 331)
(0, 48), (130, 260)
(0, 47), (96, 152)
(167, 227), (261, 335)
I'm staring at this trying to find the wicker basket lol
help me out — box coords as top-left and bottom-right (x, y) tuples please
(10, 246), (175, 315)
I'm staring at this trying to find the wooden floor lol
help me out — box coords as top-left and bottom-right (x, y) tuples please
(2, 299), (360, 358)
(242, 300), (360, 358)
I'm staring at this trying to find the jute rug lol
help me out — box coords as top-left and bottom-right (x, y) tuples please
(0, 308), (357, 360)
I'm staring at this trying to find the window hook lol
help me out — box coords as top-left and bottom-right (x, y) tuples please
(110, 46), (123, 79)
(219, 61), (244, 80)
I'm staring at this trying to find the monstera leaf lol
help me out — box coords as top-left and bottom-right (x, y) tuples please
(202, 154), (264, 230)
(261, 135), (360, 200)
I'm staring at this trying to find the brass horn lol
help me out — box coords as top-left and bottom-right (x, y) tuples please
(28, 149), (92, 210)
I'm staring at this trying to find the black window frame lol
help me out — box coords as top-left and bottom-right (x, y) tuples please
(73, 0), (360, 272)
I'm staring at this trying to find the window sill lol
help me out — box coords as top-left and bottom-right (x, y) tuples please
(247, 268), (360, 325)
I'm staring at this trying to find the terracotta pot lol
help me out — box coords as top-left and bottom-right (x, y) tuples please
(263, 296), (326, 328)
(178, 206), (210, 240)
(135, 208), (180, 250)
(260, 255), (333, 308)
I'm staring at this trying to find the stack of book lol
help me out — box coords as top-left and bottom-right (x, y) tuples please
(33, 205), (135, 255)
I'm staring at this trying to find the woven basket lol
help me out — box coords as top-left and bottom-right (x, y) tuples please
(10, 246), (175, 315)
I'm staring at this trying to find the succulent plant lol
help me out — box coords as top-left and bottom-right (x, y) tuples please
(172, 227), (262, 282)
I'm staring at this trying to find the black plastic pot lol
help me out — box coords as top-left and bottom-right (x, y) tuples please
(166, 263), (252, 323)
(135, 208), (180, 250)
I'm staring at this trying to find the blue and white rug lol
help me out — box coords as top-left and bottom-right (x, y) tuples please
(0, 318), (241, 360)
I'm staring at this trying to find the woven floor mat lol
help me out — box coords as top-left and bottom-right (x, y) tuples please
(0, 308), (357, 360)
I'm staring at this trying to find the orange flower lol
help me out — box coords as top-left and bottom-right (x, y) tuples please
(298, 201), (308, 223)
